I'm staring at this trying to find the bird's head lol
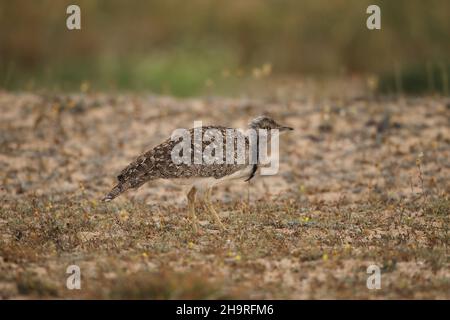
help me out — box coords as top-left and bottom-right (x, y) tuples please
(248, 115), (293, 133)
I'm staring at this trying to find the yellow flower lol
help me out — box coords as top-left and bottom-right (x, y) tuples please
(252, 68), (262, 79)
(118, 209), (129, 222)
(300, 217), (310, 223)
(261, 63), (272, 76)
(234, 255), (241, 261)
(80, 81), (90, 93)
(322, 253), (329, 261)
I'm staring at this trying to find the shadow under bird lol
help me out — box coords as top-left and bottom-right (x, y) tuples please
(102, 115), (293, 232)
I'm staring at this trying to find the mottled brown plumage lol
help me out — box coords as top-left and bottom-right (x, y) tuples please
(102, 116), (293, 232)
(103, 126), (250, 201)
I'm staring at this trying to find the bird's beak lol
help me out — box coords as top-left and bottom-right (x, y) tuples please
(278, 126), (294, 132)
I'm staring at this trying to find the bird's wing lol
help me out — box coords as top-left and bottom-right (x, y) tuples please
(116, 126), (251, 184)
(117, 138), (175, 184)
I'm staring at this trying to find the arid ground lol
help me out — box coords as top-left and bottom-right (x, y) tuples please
(0, 82), (449, 299)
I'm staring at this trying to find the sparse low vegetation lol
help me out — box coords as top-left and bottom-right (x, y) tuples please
(0, 85), (449, 299)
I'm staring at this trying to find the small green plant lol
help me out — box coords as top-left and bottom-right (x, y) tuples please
(424, 197), (450, 216)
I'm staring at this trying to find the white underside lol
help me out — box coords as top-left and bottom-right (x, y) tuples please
(169, 165), (254, 194)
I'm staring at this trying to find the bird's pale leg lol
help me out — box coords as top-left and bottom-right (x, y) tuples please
(187, 186), (199, 233)
(205, 188), (225, 230)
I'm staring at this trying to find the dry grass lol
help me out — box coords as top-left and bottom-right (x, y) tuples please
(0, 85), (449, 299)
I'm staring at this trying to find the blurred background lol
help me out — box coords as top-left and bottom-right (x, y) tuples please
(0, 0), (449, 96)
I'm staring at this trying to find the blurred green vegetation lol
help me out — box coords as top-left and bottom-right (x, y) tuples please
(0, 0), (449, 96)
(378, 63), (450, 95)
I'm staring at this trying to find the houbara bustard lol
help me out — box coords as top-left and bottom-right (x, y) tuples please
(102, 116), (293, 232)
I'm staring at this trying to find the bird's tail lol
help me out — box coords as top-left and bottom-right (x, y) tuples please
(102, 182), (129, 202)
